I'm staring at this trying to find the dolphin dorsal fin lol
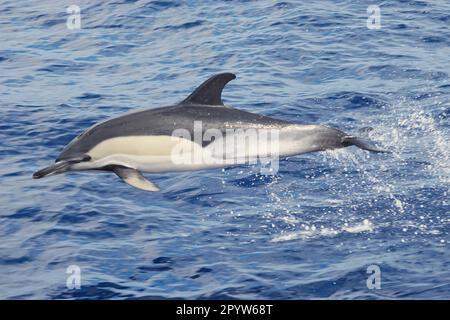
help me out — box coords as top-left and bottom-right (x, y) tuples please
(181, 73), (236, 106)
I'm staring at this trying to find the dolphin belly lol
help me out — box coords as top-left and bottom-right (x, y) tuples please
(71, 134), (228, 173)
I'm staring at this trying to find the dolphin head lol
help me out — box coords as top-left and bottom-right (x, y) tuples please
(33, 134), (92, 179)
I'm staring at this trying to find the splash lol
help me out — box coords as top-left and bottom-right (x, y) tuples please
(265, 95), (449, 243)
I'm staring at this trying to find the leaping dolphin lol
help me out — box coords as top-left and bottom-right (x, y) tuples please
(33, 73), (387, 192)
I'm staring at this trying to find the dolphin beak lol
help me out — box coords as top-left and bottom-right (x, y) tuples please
(33, 161), (72, 179)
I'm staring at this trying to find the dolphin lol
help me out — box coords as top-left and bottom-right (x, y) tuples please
(33, 73), (388, 192)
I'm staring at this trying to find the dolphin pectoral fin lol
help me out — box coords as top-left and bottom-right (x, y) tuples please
(112, 167), (160, 192)
(343, 136), (391, 153)
(181, 73), (236, 106)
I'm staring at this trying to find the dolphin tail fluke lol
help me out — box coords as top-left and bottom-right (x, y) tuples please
(113, 166), (160, 192)
(342, 136), (390, 153)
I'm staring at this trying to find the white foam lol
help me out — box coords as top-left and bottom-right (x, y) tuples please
(342, 219), (374, 233)
(271, 220), (373, 242)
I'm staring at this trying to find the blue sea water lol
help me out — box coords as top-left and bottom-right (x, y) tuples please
(0, 0), (449, 299)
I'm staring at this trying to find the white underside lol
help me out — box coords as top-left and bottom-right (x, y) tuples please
(71, 125), (324, 173)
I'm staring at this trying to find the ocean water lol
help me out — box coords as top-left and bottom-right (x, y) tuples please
(0, 0), (449, 299)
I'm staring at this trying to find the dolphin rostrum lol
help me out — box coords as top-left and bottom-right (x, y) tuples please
(33, 73), (388, 192)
